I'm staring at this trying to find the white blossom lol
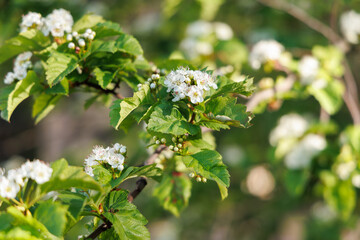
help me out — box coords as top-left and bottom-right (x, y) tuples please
(20, 12), (44, 33)
(213, 22), (233, 40)
(68, 42), (75, 49)
(299, 56), (320, 85)
(43, 9), (73, 37)
(4, 72), (15, 85)
(84, 143), (127, 177)
(269, 113), (309, 146)
(336, 161), (356, 180)
(7, 169), (25, 187)
(352, 174), (360, 188)
(249, 40), (284, 69)
(164, 67), (217, 104)
(0, 177), (20, 199)
(284, 134), (327, 169)
(29, 160), (53, 184)
(340, 10), (360, 44)
(186, 20), (213, 38)
(4, 52), (32, 84)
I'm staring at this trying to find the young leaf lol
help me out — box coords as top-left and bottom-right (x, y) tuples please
(92, 21), (123, 38)
(182, 150), (230, 199)
(284, 170), (310, 196)
(72, 14), (105, 32)
(0, 30), (51, 64)
(34, 201), (68, 237)
(40, 158), (102, 194)
(153, 173), (192, 216)
(6, 71), (41, 121)
(45, 52), (79, 86)
(147, 102), (201, 136)
(32, 93), (62, 124)
(93, 165), (113, 185)
(45, 78), (69, 95)
(93, 67), (118, 89)
(102, 190), (150, 240)
(109, 84), (152, 129)
(0, 85), (15, 120)
(94, 34), (143, 56)
(210, 76), (254, 99)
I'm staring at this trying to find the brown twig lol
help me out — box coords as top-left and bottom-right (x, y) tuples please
(127, 177), (148, 203)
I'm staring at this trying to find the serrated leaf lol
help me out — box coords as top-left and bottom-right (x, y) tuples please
(0, 85), (15, 113)
(103, 191), (150, 240)
(147, 102), (201, 136)
(153, 173), (191, 216)
(45, 78), (69, 95)
(40, 158), (102, 194)
(93, 165), (113, 185)
(92, 21), (123, 38)
(57, 191), (86, 222)
(0, 29), (51, 64)
(6, 71), (41, 121)
(182, 150), (230, 199)
(72, 14), (105, 32)
(94, 34), (143, 56)
(45, 52), (79, 86)
(34, 201), (68, 237)
(110, 84), (152, 129)
(110, 164), (162, 188)
(93, 67), (118, 89)
(32, 93), (62, 124)
(210, 76), (254, 99)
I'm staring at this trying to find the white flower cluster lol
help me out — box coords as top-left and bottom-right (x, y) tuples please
(180, 20), (233, 59)
(4, 52), (32, 85)
(340, 10), (360, 44)
(0, 160), (53, 199)
(20, 9), (73, 38)
(269, 113), (309, 146)
(164, 67), (217, 104)
(67, 29), (96, 50)
(84, 143), (127, 177)
(285, 134), (327, 169)
(138, 73), (160, 91)
(298, 56), (320, 85)
(20, 12), (44, 33)
(249, 40), (284, 69)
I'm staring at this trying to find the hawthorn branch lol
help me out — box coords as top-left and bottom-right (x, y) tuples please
(77, 80), (124, 99)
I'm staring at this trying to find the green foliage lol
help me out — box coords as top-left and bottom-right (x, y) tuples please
(45, 52), (79, 87)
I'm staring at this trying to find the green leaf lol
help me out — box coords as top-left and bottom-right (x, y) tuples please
(92, 21), (123, 38)
(94, 34), (143, 56)
(0, 29), (51, 64)
(45, 52), (79, 87)
(153, 173), (191, 216)
(215, 39), (248, 68)
(6, 71), (41, 121)
(110, 164), (162, 188)
(32, 93), (62, 124)
(103, 190), (150, 240)
(72, 14), (105, 32)
(93, 165), (113, 185)
(182, 150), (230, 199)
(323, 181), (355, 219)
(57, 191), (86, 222)
(40, 158), (102, 194)
(109, 84), (152, 129)
(45, 78), (69, 95)
(0, 85), (15, 120)
(343, 125), (360, 153)
(308, 79), (344, 115)
(34, 201), (68, 237)
(210, 76), (254, 99)
(93, 67), (118, 89)
(147, 102), (201, 136)
(200, 96), (253, 129)
(284, 170), (310, 196)
(2, 207), (60, 240)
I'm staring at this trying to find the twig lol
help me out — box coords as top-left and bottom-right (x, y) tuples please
(86, 220), (112, 239)
(246, 75), (296, 111)
(127, 177), (148, 203)
(257, 0), (349, 52)
(78, 80), (124, 99)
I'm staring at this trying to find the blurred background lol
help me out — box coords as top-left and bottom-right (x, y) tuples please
(1, 0), (360, 239)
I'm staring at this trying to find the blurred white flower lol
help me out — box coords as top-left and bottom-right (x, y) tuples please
(214, 22), (233, 40)
(0, 177), (20, 199)
(311, 78), (327, 90)
(269, 113), (309, 146)
(29, 160), (53, 184)
(7, 169), (25, 187)
(249, 40), (284, 69)
(340, 10), (360, 44)
(352, 174), (360, 188)
(4, 72), (15, 85)
(20, 12), (44, 33)
(4, 51), (32, 84)
(336, 161), (356, 180)
(298, 56), (319, 85)
(284, 134), (327, 169)
(246, 165), (275, 199)
(43, 8), (73, 37)
(186, 20), (213, 38)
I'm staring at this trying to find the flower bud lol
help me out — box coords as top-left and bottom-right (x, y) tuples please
(150, 83), (156, 89)
(153, 136), (158, 140)
(169, 145), (174, 150)
(172, 137), (176, 142)
(88, 34), (94, 40)
(151, 74), (160, 80)
(72, 31), (78, 37)
(178, 138), (183, 142)
(189, 172), (195, 178)
(86, 28), (92, 34)
(173, 147), (179, 152)
(161, 138), (166, 143)
(196, 176), (202, 182)
(68, 42), (75, 49)
(66, 34), (73, 41)
(202, 177), (207, 183)
(177, 143), (182, 148)
(155, 140), (160, 145)
(78, 38), (86, 47)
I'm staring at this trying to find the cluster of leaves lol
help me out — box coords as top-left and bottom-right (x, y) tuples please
(0, 13), (255, 239)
